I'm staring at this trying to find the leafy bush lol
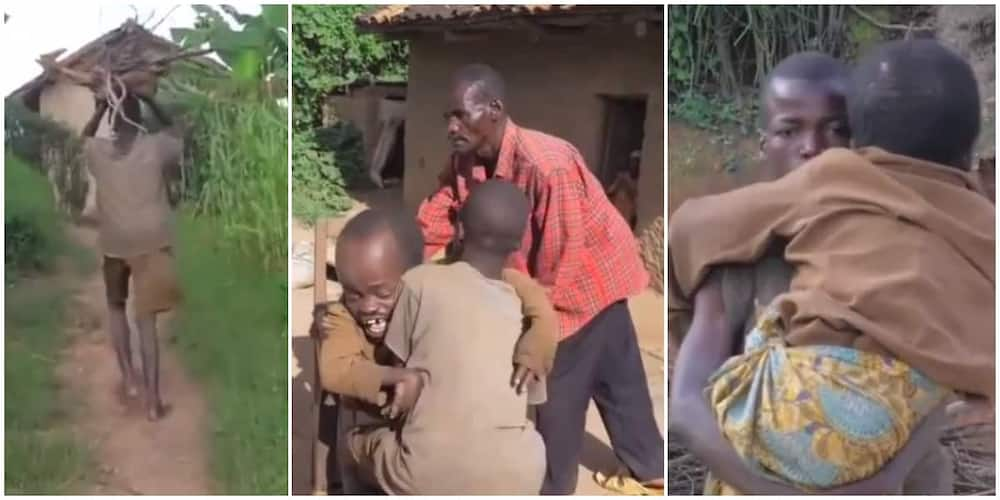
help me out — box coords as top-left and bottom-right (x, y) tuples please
(314, 122), (366, 185)
(292, 129), (353, 223)
(291, 5), (408, 130)
(4, 154), (68, 283)
(169, 91), (288, 272)
(171, 5), (288, 90)
(4, 99), (89, 217)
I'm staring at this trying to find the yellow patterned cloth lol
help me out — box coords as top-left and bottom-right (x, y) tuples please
(703, 307), (950, 495)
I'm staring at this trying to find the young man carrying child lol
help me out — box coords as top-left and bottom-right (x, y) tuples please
(671, 51), (948, 494)
(669, 39), (994, 493)
(312, 199), (557, 493)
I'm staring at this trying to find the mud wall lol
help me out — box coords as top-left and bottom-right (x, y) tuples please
(401, 25), (665, 234)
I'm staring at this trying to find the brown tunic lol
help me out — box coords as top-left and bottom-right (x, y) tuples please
(348, 262), (546, 494)
(668, 147), (995, 400)
(85, 133), (182, 258)
(317, 268), (558, 405)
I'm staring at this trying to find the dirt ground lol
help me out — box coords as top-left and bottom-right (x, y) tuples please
(57, 225), (212, 494)
(289, 188), (665, 495)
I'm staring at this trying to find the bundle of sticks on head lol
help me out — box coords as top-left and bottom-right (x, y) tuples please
(35, 44), (211, 131)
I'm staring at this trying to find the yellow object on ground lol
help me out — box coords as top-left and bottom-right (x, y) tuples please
(594, 471), (664, 495)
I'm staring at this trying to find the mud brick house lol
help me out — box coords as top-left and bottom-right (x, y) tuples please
(357, 5), (665, 240)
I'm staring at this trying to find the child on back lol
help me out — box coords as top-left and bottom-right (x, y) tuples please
(668, 39), (994, 493)
(311, 206), (557, 493)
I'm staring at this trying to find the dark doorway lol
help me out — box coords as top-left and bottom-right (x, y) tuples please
(598, 96), (647, 187)
(381, 120), (405, 184)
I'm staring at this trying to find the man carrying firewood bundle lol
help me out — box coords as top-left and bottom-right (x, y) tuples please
(54, 60), (184, 421)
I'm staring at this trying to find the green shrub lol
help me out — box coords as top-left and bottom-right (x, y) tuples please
(161, 90), (287, 272)
(4, 99), (89, 217)
(4, 154), (66, 282)
(292, 129), (353, 223)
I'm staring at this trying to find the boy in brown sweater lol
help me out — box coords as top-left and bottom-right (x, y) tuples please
(669, 40), (994, 493)
(312, 204), (557, 493)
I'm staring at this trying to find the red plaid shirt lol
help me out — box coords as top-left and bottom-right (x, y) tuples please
(417, 121), (648, 339)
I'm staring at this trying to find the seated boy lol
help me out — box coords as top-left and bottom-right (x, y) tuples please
(339, 180), (549, 494)
(668, 39), (994, 493)
(312, 205), (556, 493)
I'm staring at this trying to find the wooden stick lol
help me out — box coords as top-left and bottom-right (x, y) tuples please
(312, 220), (329, 494)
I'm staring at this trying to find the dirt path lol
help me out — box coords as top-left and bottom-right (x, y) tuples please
(290, 188), (664, 495)
(56, 225), (213, 494)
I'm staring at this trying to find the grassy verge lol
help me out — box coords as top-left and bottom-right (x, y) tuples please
(170, 211), (288, 494)
(4, 154), (93, 493)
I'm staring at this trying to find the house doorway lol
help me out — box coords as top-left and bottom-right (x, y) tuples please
(598, 95), (647, 187)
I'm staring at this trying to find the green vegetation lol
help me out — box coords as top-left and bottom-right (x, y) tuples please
(159, 6), (289, 493)
(667, 5), (904, 132)
(5, 154), (93, 494)
(172, 5), (288, 86)
(291, 5), (409, 222)
(292, 122), (367, 223)
(5, 99), (89, 217)
(173, 92), (288, 271)
(291, 5), (408, 129)
(170, 211), (287, 494)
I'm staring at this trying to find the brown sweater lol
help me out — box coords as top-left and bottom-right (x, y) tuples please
(318, 268), (558, 405)
(668, 147), (995, 400)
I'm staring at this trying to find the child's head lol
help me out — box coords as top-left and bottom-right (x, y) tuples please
(759, 52), (851, 178)
(335, 209), (424, 340)
(457, 180), (529, 259)
(849, 39), (980, 170)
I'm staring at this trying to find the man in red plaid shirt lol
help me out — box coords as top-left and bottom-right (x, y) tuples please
(416, 64), (664, 494)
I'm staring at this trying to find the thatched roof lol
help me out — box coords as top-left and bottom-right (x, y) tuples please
(356, 5), (663, 35)
(9, 19), (223, 111)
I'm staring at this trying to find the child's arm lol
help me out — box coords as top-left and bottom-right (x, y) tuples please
(315, 303), (420, 406)
(502, 269), (558, 389)
(668, 164), (813, 303)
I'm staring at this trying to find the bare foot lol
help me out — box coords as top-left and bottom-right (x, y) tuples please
(147, 402), (171, 422)
(118, 379), (140, 404)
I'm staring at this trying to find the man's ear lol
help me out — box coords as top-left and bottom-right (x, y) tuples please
(489, 99), (504, 120)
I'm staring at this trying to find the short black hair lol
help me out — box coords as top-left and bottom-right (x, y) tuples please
(459, 180), (528, 256)
(848, 39), (979, 169)
(337, 209), (424, 269)
(759, 51), (849, 126)
(452, 63), (506, 106)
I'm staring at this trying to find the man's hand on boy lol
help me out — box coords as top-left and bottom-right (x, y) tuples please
(382, 368), (427, 419)
(511, 363), (541, 395)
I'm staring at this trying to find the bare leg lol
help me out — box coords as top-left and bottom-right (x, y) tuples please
(108, 306), (139, 400)
(136, 314), (166, 420)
